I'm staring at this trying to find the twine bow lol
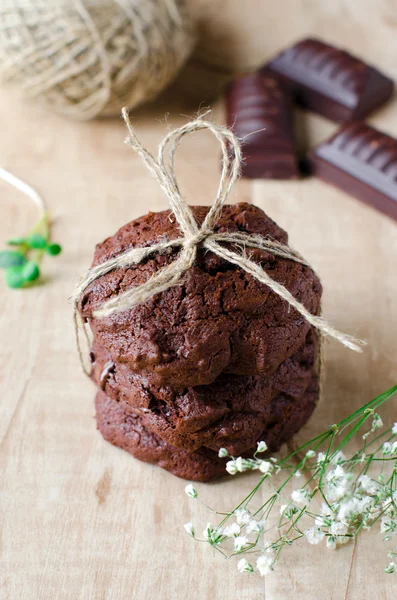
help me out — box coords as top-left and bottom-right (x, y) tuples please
(73, 108), (366, 371)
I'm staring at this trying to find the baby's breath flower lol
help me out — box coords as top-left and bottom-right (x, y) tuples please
(185, 483), (197, 498)
(185, 484), (197, 498)
(256, 441), (268, 453)
(226, 460), (238, 475)
(223, 522), (241, 537)
(218, 448), (229, 458)
(183, 384), (397, 578)
(234, 508), (251, 525)
(228, 457), (253, 473)
(203, 523), (223, 546)
(363, 413), (383, 439)
(329, 521), (349, 536)
(234, 535), (249, 552)
(247, 519), (265, 533)
(237, 558), (254, 573)
(291, 488), (311, 505)
(305, 526), (325, 545)
(358, 474), (379, 494)
(381, 517), (397, 535)
(326, 536), (337, 550)
(183, 522), (194, 537)
(383, 442), (392, 455)
(331, 451), (346, 465)
(258, 460), (273, 474)
(256, 554), (274, 576)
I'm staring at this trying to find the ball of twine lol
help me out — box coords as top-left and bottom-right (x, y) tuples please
(0, 0), (196, 120)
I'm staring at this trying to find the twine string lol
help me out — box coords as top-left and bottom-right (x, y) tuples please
(73, 109), (366, 374)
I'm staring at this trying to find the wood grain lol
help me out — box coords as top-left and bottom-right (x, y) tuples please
(1, 2), (397, 598)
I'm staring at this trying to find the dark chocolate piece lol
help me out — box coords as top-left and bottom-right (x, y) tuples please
(308, 122), (397, 221)
(226, 72), (299, 179)
(266, 38), (394, 123)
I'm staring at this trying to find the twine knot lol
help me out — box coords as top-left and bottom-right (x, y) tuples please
(73, 108), (366, 375)
(183, 228), (212, 249)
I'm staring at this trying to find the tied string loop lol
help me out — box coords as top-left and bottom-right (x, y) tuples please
(73, 108), (366, 374)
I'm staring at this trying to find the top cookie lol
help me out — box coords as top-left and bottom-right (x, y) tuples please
(79, 203), (322, 387)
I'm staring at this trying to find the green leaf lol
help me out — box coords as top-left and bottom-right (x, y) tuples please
(22, 261), (40, 282)
(5, 266), (25, 288)
(7, 237), (26, 246)
(0, 250), (27, 269)
(46, 243), (62, 256)
(27, 233), (47, 249)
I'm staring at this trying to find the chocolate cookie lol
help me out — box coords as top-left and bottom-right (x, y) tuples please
(95, 379), (319, 481)
(91, 329), (318, 453)
(95, 390), (228, 482)
(79, 203), (322, 387)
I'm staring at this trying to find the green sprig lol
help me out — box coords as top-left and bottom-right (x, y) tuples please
(2, 212), (62, 289)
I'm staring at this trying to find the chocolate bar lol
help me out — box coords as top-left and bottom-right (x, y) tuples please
(265, 38), (394, 123)
(226, 72), (299, 179)
(308, 122), (397, 221)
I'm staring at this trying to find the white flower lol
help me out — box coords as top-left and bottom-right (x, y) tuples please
(291, 488), (311, 505)
(294, 470), (302, 478)
(306, 449), (316, 458)
(338, 499), (359, 523)
(227, 456), (252, 473)
(392, 423), (397, 435)
(381, 516), (397, 534)
(358, 474), (379, 494)
(235, 457), (245, 472)
(256, 554), (274, 576)
(247, 519), (265, 533)
(331, 451), (346, 465)
(280, 504), (288, 515)
(185, 484), (197, 498)
(385, 562), (396, 574)
(218, 447), (228, 458)
(328, 465), (345, 480)
(226, 460), (238, 475)
(237, 558), (253, 573)
(223, 522), (241, 537)
(373, 414), (383, 429)
(329, 521), (348, 536)
(383, 442), (392, 455)
(183, 522), (194, 536)
(305, 527), (325, 545)
(317, 452), (327, 465)
(234, 535), (249, 552)
(235, 508), (251, 525)
(326, 536), (337, 550)
(256, 441), (268, 453)
(258, 460), (273, 474)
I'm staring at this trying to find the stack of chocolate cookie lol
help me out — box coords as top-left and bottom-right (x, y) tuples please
(79, 203), (322, 481)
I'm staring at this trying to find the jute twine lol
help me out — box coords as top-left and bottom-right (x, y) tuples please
(73, 108), (366, 374)
(0, 0), (195, 120)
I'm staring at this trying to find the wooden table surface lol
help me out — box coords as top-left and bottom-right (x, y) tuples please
(1, 2), (397, 599)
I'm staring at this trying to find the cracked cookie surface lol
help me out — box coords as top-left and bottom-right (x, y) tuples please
(95, 376), (319, 481)
(80, 203), (322, 386)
